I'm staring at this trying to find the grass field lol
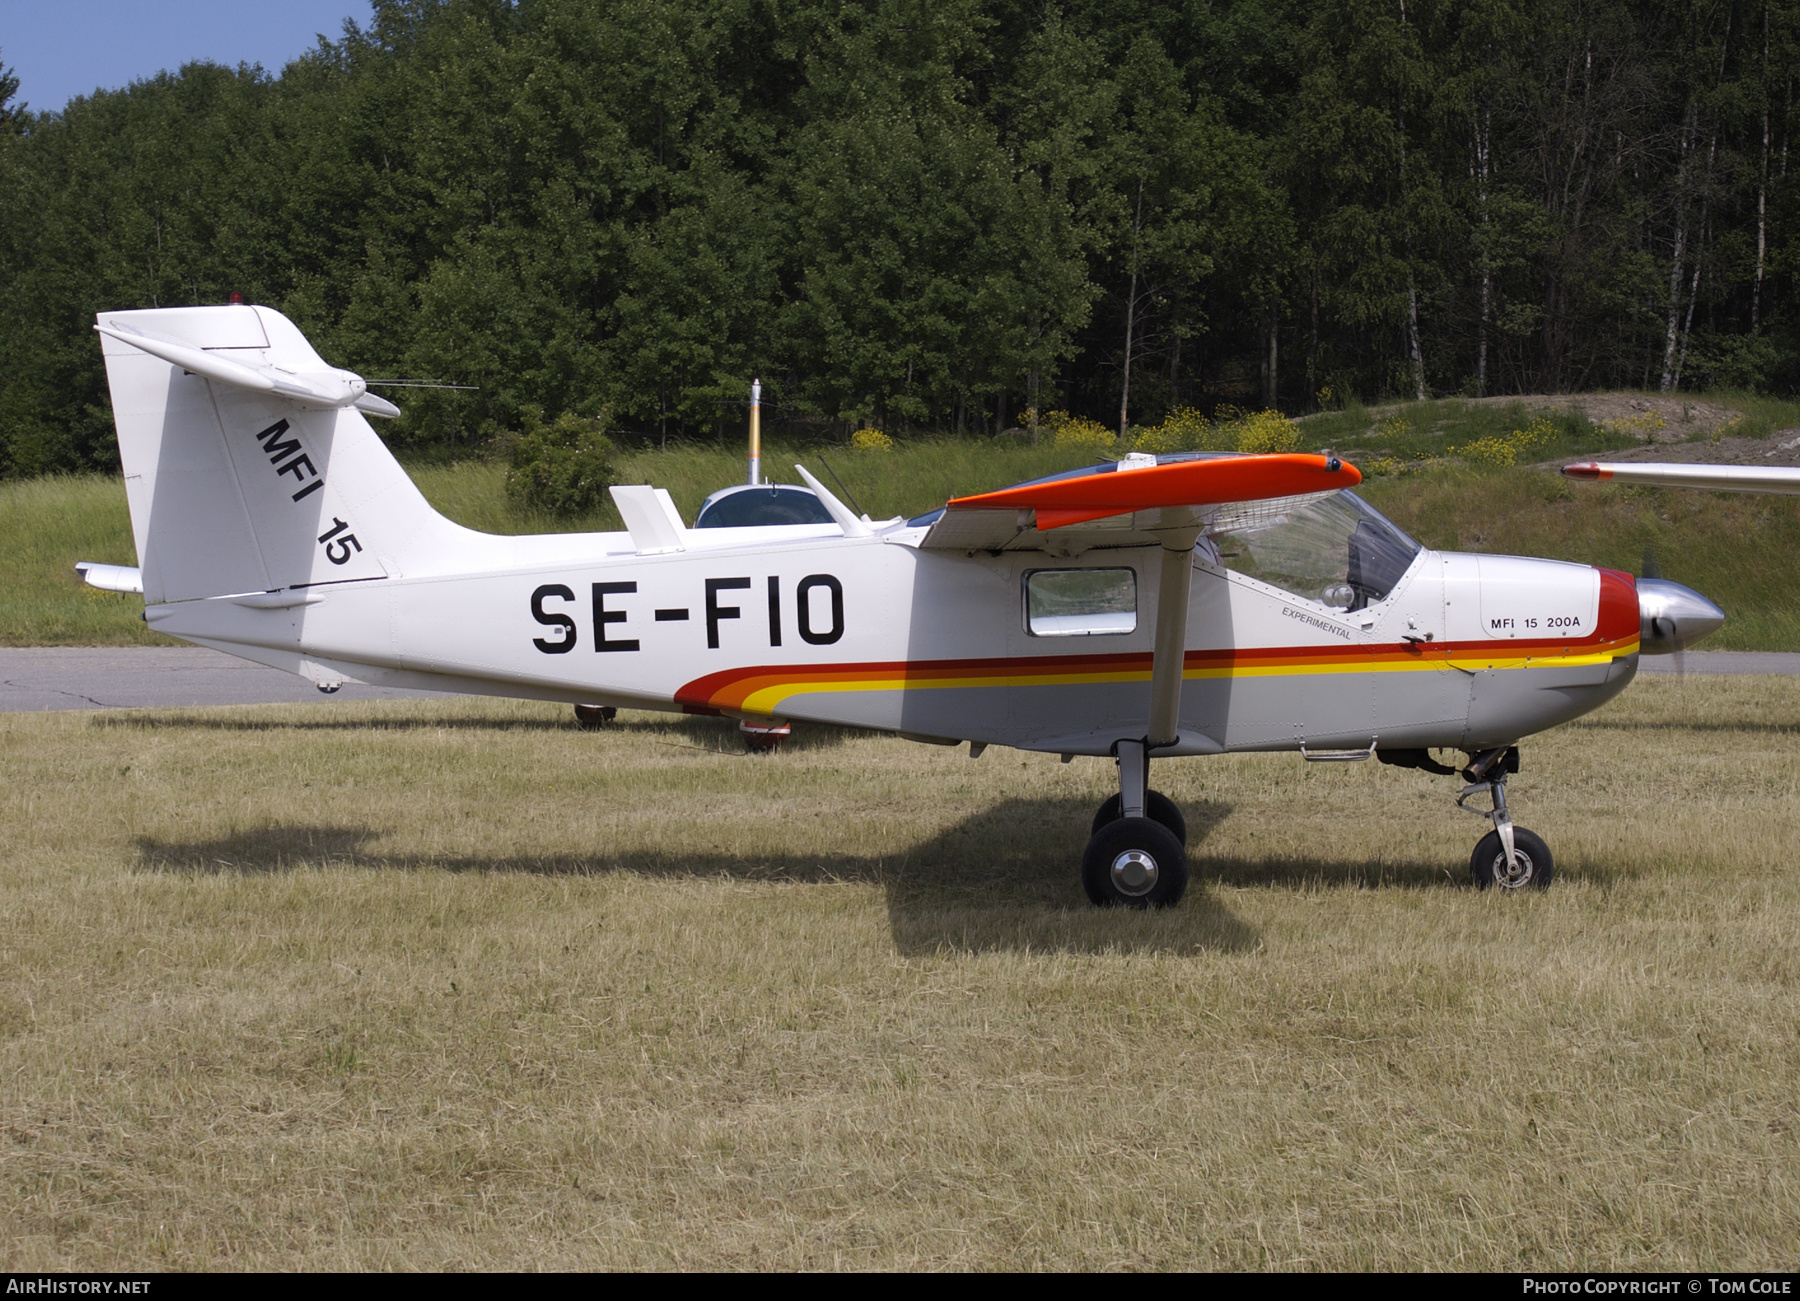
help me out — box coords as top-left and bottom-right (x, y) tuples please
(7, 395), (1800, 649)
(1302, 389), (1800, 461)
(3, 677), (1797, 1269)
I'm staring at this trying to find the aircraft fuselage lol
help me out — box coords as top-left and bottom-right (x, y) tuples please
(147, 525), (1640, 758)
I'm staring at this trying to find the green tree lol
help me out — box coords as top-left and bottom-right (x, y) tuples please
(507, 407), (617, 515)
(1281, 1), (1457, 399)
(0, 50), (26, 135)
(1097, 37), (1287, 430)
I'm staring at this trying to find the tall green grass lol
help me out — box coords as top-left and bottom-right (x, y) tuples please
(1300, 391), (1800, 463)
(407, 438), (1103, 534)
(1300, 397), (1640, 464)
(0, 475), (175, 647)
(0, 440), (1102, 647)
(1691, 391), (1800, 440)
(5, 430), (1798, 650)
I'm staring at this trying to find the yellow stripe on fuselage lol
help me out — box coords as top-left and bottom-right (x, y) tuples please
(735, 668), (1151, 715)
(1189, 643), (1637, 679)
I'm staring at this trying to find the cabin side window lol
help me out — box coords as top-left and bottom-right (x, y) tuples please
(1024, 568), (1137, 637)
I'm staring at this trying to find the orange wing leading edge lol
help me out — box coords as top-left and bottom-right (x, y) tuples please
(946, 453), (1361, 529)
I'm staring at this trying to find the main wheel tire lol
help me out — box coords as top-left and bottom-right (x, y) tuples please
(1090, 790), (1188, 845)
(574, 704), (617, 730)
(1081, 816), (1189, 908)
(1470, 826), (1554, 892)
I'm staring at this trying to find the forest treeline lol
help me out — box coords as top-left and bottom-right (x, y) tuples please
(2, 0), (1798, 474)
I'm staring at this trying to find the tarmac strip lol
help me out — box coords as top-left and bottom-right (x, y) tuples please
(0, 647), (452, 712)
(1632, 651), (1800, 674)
(1, 645), (1795, 713)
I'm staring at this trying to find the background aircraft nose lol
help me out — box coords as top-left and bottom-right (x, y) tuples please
(1637, 578), (1726, 654)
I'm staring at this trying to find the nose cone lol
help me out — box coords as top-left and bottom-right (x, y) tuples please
(1638, 578), (1725, 654)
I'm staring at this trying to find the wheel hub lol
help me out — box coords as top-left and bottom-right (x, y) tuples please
(1110, 849), (1159, 897)
(1493, 848), (1534, 890)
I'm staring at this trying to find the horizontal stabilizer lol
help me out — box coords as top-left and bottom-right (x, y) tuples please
(1563, 461), (1800, 495)
(94, 321), (399, 418)
(76, 561), (143, 594)
(946, 453), (1360, 529)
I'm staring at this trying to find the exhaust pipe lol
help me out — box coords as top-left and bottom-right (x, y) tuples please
(1637, 578), (1725, 654)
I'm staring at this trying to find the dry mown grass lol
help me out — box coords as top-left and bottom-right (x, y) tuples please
(2, 678), (1797, 1269)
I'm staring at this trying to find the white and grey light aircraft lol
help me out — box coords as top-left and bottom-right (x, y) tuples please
(81, 306), (1729, 904)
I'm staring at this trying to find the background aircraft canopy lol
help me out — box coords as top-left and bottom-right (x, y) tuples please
(694, 483), (835, 528)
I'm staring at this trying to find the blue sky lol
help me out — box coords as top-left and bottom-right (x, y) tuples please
(3, 1), (371, 113)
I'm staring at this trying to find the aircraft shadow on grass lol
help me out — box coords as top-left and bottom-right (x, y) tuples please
(130, 792), (1481, 955)
(1571, 716), (1800, 736)
(92, 711), (857, 753)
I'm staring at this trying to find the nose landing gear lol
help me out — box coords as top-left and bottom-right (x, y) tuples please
(1082, 740), (1190, 908)
(1457, 746), (1554, 891)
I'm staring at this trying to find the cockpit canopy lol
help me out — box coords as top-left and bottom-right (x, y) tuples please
(694, 483), (835, 528)
(1208, 490), (1420, 611)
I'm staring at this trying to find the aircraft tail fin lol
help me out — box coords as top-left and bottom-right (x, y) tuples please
(97, 305), (461, 604)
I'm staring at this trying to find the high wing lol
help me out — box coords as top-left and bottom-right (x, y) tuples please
(919, 452), (1361, 552)
(911, 451), (1362, 772)
(1563, 461), (1800, 495)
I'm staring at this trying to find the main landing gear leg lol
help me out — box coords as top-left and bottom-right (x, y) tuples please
(1457, 747), (1554, 891)
(1082, 739), (1190, 908)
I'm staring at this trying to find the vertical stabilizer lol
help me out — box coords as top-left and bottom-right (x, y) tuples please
(97, 305), (459, 604)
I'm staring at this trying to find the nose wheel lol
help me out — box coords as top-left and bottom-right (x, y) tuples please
(1457, 748), (1554, 891)
(1083, 740), (1189, 907)
(1470, 826), (1553, 890)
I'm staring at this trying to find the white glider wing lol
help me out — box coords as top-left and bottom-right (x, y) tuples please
(1563, 461), (1800, 495)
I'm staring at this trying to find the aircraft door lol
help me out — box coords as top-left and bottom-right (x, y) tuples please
(1180, 552), (1235, 741)
(1004, 555), (1155, 747)
(1367, 552), (1472, 747)
(1207, 491), (1424, 749)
